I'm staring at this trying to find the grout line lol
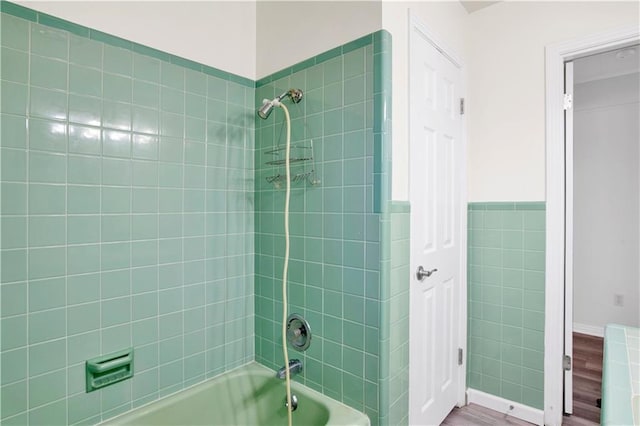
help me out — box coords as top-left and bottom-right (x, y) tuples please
(24, 17), (32, 420)
(63, 28), (70, 424)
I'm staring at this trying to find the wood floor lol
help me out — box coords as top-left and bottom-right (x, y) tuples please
(567, 332), (603, 425)
(441, 333), (604, 426)
(442, 404), (534, 425)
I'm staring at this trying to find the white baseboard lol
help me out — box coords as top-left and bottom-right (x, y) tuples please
(573, 323), (604, 337)
(466, 388), (544, 425)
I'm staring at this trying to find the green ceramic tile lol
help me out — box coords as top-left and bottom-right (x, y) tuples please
(102, 269), (131, 298)
(1, 13), (30, 50)
(132, 189), (158, 215)
(132, 107), (159, 136)
(104, 44), (133, 76)
(67, 215), (99, 245)
(101, 158), (131, 186)
(1, 380), (28, 419)
(132, 369), (158, 402)
(66, 273), (99, 306)
(1, 248), (27, 283)
(186, 118), (206, 141)
(69, 94), (102, 126)
(31, 23), (68, 59)
(67, 244), (100, 275)
(103, 97), (132, 129)
(185, 93), (206, 120)
(1, 348), (27, 385)
(103, 129), (132, 158)
(104, 73), (132, 103)
(161, 62), (184, 90)
(1, 281), (26, 317)
(207, 75), (226, 100)
(30, 55), (67, 90)
(28, 373), (66, 416)
(67, 154), (101, 184)
(227, 83), (244, 107)
(101, 242), (131, 271)
(28, 216), (65, 247)
(1, 47), (28, 83)
(67, 302), (100, 336)
(185, 69), (206, 94)
(28, 306), (65, 344)
(522, 386), (543, 409)
(523, 251), (545, 272)
(70, 34), (102, 68)
(30, 86), (67, 120)
(344, 48), (365, 79)
(132, 160), (158, 186)
(28, 245), (65, 280)
(102, 297), (132, 327)
(160, 112), (184, 137)
(523, 210), (545, 230)
(68, 390), (100, 424)
(101, 186), (131, 213)
(67, 185), (99, 214)
(28, 338), (66, 376)
(69, 65), (102, 97)
(67, 124), (100, 155)
(1, 114), (27, 148)
(1, 148), (26, 182)
(133, 53), (161, 83)
(2, 81), (28, 115)
(344, 75), (365, 105)
(161, 86), (184, 114)
(133, 293), (158, 321)
(133, 80), (160, 108)
(101, 215), (131, 242)
(132, 240), (158, 267)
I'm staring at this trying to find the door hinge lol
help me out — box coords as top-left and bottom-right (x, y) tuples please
(563, 355), (572, 371)
(458, 348), (464, 365)
(563, 93), (573, 110)
(459, 98), (465, 115)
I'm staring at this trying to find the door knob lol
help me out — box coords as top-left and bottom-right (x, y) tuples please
(416, 266), (437, 281)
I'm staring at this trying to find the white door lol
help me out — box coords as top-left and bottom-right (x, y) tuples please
(409, 20), (464, 426)
(563, 61), (574, 415)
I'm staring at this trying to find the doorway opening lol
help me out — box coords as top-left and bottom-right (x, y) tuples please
(565, 45), (639, 424)
(544, 26), (640, 426)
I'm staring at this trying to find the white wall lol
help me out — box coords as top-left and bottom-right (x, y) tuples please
(255, 1), (381, 78)
(573, 72), (640, 333)
(382, 1), (469, 201)
(16, 1), (257, 80)
(466, 1), (639, 201)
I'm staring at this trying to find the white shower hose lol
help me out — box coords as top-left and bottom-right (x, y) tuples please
(276, 100), (294, 426)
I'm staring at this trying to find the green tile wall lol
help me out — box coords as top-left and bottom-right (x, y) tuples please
(380, 202), (410, 425)
(253, 31), (392, 425)
(0, 7), (254, 425)
(467, 202), (546, 410)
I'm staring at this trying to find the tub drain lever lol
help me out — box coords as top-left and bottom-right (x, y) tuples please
(284, 394), (298, 411)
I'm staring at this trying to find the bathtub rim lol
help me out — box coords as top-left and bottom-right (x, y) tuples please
(98, 361), (370, 426)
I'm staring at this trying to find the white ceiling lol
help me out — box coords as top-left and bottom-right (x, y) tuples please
(574, 44), (640, 84)
(459, 1), (501, 14)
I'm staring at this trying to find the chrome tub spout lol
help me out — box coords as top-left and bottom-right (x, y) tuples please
(276, 359), (303, 379)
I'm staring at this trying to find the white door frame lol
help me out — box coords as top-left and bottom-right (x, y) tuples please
(408, 11), (468, 408)
(544, 25), (639, 426)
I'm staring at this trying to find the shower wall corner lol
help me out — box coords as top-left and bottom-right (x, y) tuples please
(253, 29), (406, 426)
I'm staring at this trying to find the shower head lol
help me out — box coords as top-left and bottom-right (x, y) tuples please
(257, 89), (303, 119)
(257, 100), (275, 119)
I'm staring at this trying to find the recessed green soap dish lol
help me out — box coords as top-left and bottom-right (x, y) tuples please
(85, 348), (134, 392)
